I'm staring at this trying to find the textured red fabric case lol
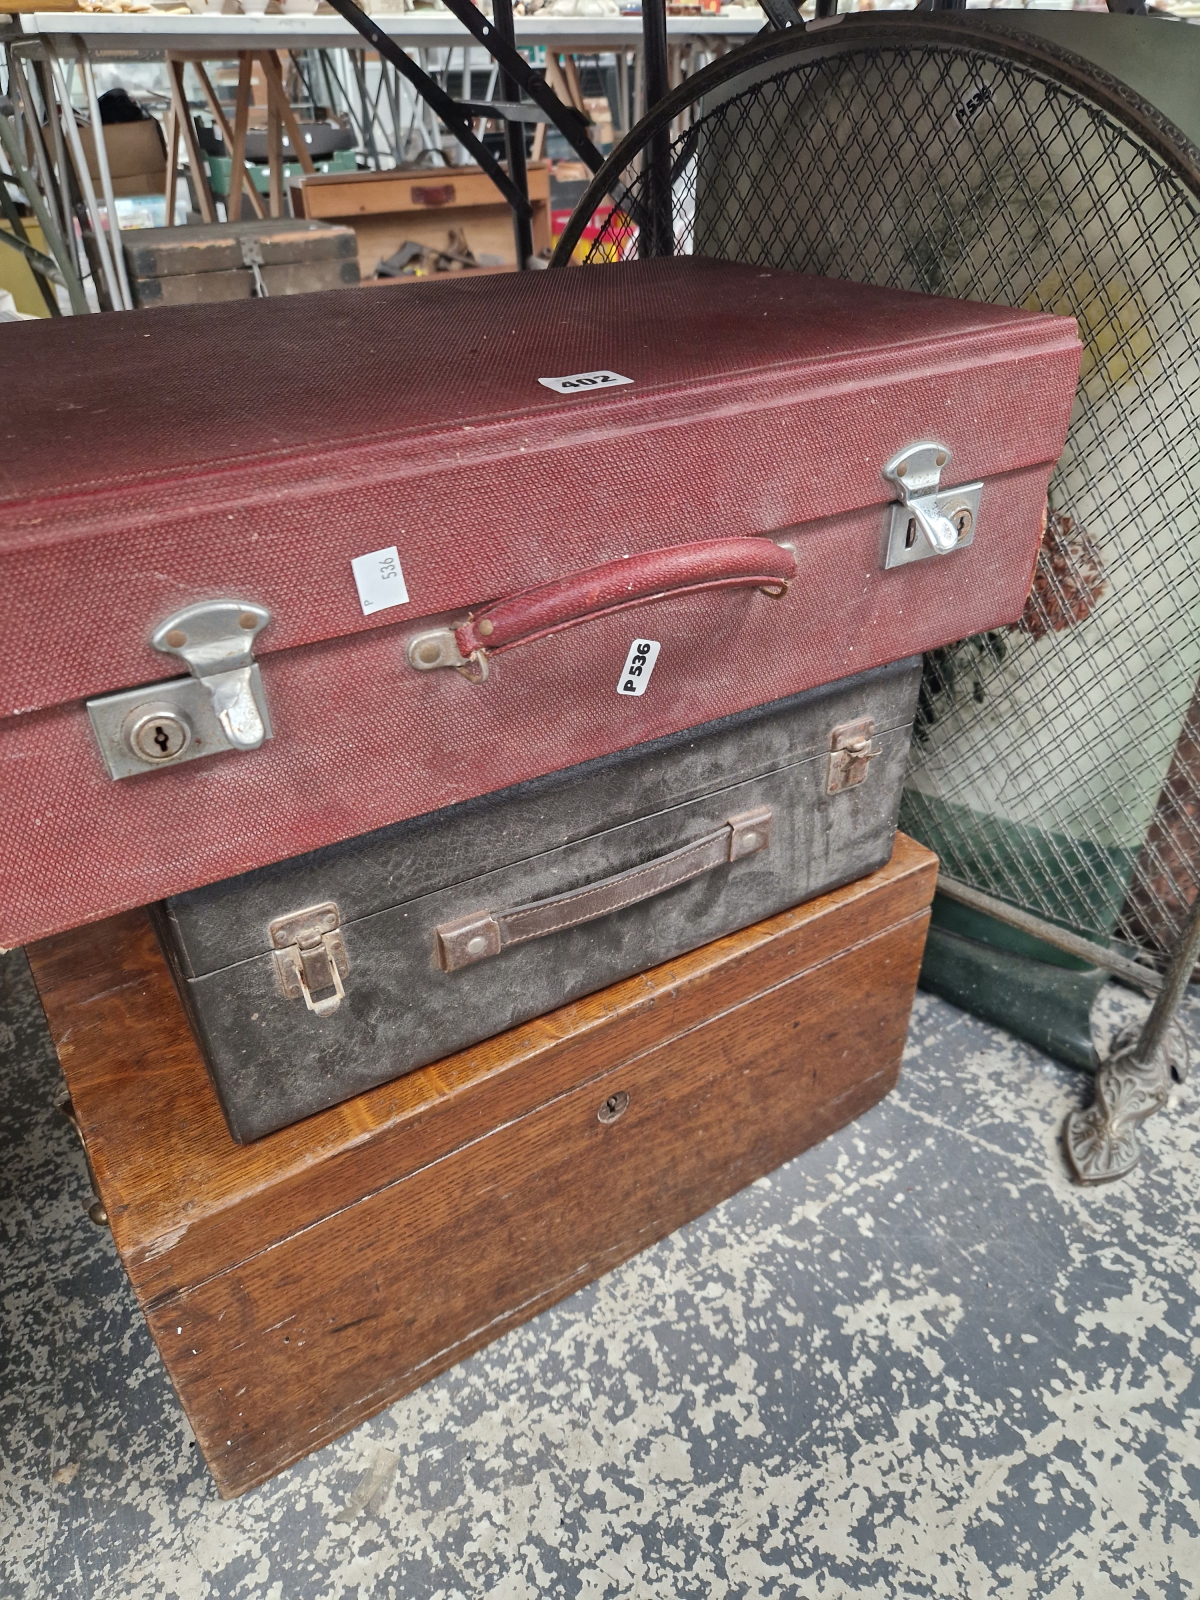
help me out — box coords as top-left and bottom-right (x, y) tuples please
(0, 258), (1080, 944)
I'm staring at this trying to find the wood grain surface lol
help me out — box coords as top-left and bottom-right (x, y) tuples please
(28, 835), (936, 1496)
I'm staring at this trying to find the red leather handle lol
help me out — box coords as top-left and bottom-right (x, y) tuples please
(454, 538), (795, 659)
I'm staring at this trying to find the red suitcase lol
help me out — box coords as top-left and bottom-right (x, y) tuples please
(0, 259), (1079, 945)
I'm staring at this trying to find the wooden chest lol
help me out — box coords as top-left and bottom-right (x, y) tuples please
(121, 218), (360, 308)
(27, 835), (936, 1498)
(289, 160), (552, 273)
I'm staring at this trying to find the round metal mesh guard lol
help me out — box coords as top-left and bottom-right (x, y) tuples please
(565, 32), (1200, 965)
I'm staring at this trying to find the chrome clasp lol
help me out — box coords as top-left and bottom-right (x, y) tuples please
(883, 442), (982, 568)
(152, 600), (271, 750)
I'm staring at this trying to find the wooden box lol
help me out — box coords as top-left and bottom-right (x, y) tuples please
(122, 218), (360, 309)
(27, 836), (936, 1498)
(289, 160), (552, 274)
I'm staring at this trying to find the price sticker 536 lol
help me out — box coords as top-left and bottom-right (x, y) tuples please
(617, 639), (661, 697)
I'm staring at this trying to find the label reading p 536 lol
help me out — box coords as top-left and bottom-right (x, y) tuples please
(351, 545), (410, 616)
(617, 639), (661, 697)
(538, 370), (633, 396)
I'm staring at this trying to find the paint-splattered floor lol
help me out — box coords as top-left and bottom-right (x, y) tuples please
(1, 945), (1197, 1599)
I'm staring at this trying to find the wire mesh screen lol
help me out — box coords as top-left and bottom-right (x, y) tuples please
(577, 42), (1200, 964)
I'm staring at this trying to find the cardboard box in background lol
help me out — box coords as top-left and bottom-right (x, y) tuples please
(78, 118), (167, 199)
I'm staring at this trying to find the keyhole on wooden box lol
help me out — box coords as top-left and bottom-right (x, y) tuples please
(597, 1090), (629, 1125)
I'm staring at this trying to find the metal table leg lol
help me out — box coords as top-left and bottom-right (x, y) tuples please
(76, 39), (131, 309)
(45, 43), (126, 309)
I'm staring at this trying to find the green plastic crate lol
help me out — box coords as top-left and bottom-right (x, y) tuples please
(204, 149), (358, 199)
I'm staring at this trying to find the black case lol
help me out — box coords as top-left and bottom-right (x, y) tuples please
(157, 658), (921, 1141)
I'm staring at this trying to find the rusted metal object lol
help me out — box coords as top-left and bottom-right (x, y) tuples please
(826, 719), (881, 795)
(936, 873), (1161, 994)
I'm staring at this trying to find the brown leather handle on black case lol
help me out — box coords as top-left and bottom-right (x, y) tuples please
(434, 807), (773, 972)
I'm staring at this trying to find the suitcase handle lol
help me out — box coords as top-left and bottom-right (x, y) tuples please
(434, 807), (772, 972)
(407, 538), (796, 682)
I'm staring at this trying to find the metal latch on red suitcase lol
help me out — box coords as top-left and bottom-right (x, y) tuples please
(86, 601), (272, 780)
(270, 901), (349, 1017)
(883, 443), (982, 569)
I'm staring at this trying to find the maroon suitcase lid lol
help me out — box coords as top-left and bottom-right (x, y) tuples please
(0, 258), (1079, 721)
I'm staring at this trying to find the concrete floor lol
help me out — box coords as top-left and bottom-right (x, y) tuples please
(1, 945), (1197, 1600)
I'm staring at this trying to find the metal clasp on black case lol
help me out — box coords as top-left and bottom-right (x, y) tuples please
(270, 901), (349, 1018)
(826, 718), (883, 793)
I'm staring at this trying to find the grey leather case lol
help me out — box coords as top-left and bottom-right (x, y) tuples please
(157, 658), (921, 1142)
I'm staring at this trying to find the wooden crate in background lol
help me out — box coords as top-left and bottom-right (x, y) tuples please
(290, 160), (552, 275)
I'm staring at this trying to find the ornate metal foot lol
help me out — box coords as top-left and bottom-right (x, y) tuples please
(1064, 873), (1200, 1186)
(1064, 1021), (1188, 1185)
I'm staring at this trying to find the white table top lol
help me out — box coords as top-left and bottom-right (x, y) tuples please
(10, 10), (764, 55)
